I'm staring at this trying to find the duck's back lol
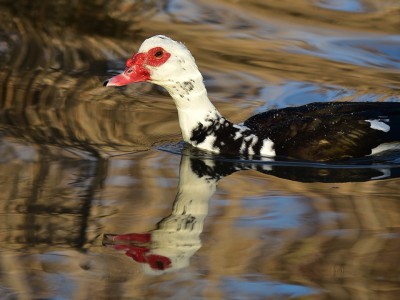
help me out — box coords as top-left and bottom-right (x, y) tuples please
(244, 102), (400, 161)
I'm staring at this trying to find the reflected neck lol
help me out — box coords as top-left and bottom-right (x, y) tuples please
(157, 155), (216, 233)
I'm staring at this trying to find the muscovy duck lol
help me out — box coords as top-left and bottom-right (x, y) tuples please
(104, 35), (400, 161)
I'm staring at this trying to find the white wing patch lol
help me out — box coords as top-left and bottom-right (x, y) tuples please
(370, 142), (400, 155)
(366, 119), (390, 132)
(260, 138), (276, 157)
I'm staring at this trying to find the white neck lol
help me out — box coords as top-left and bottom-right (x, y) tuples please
(153, 66), (276, 157)
(162, 73), (221, 142)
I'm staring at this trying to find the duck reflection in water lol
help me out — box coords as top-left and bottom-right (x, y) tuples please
(103, 150), (219, 275)
(103, 146), (400, 274)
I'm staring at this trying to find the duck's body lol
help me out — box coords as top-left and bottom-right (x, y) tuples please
(104, 35), (400, 161)
(245, 101), (400, 160)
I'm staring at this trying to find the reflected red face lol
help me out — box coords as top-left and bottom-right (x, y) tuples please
(105, 47), (171, 86)
(109, 233), (173, 271)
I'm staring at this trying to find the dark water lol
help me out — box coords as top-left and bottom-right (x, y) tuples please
(1, 0), (400, 299)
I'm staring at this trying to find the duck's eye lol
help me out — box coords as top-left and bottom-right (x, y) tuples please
(154, 50), (163, 58)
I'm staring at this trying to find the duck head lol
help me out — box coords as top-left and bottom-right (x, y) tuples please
(104, 35), (201, 88)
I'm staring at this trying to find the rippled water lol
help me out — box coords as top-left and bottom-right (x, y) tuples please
(1, 0), (400, 299)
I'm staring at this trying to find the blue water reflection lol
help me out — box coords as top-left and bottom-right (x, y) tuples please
(290, 36), (400, 70)
(236, 195), (311, 230)
(223, 276), (320, 299)
(316, 0), (366, 13)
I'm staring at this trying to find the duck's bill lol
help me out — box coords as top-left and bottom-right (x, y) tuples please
(104, 63), (151, 87)
(103, 73), (133, 87)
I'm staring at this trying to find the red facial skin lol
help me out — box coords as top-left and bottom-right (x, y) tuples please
(105, 47), (171, 86)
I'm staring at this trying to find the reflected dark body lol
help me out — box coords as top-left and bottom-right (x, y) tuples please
(189, 155), (400, 183)
(185, 144), (400, 183)
(244, 102), (400, 161)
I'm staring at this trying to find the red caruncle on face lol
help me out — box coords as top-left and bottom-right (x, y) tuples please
(145, 47), (171, 67)
(104, 46), (172, 86)
(124, 46), (171, 79)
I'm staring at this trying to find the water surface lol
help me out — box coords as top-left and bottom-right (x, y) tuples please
(0, 0), (400, 299)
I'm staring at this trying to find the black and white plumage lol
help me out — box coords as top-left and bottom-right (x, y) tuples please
(104, 35), (400, 161)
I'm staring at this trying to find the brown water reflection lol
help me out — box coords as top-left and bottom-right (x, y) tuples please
(0, 0), (400, 299)
(1, 141), (399, 299)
